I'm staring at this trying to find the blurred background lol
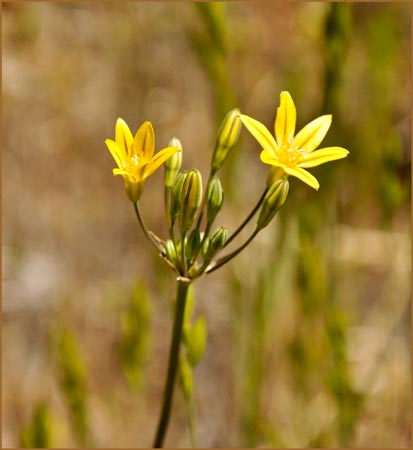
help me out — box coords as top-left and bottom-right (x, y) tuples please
(2, 1), (411, 447)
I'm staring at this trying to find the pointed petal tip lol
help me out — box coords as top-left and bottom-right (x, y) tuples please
(230, 107), (241, 116)
(284, 166), (320, 190)
(280, 90), (292, 99)
(315, 114), (332, 125)
(141, 120), (153, 128)
(297, 146), (350, 168)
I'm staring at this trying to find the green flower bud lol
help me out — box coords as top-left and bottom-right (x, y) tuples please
(210, 226), (228, 250)
(185, 229), (201, 262)
(164, 137), (183, 188)
(206, 176), (224, 224)
(211, 108), (242, 172)
(175, 236), (183, 258)
(257, 178), (289, 230)
(201, 236), (210, 256)
(165, 239), (178, 266)
(179, 169), (203, 234)
(170, 171), (188, 223)
(205, 226), (228, 259)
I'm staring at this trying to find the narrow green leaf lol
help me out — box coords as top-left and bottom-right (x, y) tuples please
(186, 317), (208, 367)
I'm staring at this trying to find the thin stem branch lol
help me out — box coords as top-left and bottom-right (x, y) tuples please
(224, 188), (268, 248)
(153, 278), (191, 448)
(133, 202), (163, 253)
(205, 228), (260, 275)
(164, 187), (172, 232)
(180, 233), (187, 275)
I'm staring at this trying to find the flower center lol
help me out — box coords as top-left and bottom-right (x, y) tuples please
(131, 154), (140, 166)
(123, 154), (140, 172)
(278, 136), (304, 167)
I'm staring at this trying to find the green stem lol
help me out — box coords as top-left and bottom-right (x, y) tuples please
(133, 202), (163, 252)
(165, 188), (179, 249)
(180, 233), (187, 275)
(205, 228), (260, 275)
(153, 278), (191, 448)
(224, 188), (268, 248)
(164, 187), (172, 232)
(201, 220), (213, 247)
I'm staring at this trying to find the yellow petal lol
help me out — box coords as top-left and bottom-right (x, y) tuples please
(133, 121), (155, 161)
(115, 117), (133, 158)
(143, 146), (180, 179)
(284, 167), (320, 190)
(113, 168), (134, 179)
(105, 139), (124, 169)
(298, 147), (349, 168)
(260, 150), (287, 168)
(240, 114), (277, 154)
(275, 91), (296, 148)
(294, 115), (332, 152)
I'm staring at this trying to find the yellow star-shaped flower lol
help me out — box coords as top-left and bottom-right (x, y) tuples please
(105, 118), (180, 201)
(240, 91), (349, 190)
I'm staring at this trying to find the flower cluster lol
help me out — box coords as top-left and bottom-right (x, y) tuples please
(105, 91), (349, 279)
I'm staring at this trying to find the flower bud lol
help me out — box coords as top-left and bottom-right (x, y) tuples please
(164, 137), (183, 188)
(204, 226), (228, 260)
(165, 239), (178, 266)
(170, 171), (188, 223)
(185, 229), (201, 262)
(211, 108), (242, 172)
(206, 176), (224, 224)
(210, 226), (228, 250)
(179, 169), (203, 234)
(201, 236), (210, 256)
(257, 178), (289, 230)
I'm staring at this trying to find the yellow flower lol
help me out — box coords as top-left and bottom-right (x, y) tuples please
(240, 91), (349, 190)
(105, 118), (180, 202)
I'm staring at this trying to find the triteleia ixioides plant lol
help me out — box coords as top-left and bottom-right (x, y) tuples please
(104, 91), (349, 448)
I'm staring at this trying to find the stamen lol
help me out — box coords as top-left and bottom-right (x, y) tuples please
(277, 140), (304, 167)
(131, 154), (140, 166)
